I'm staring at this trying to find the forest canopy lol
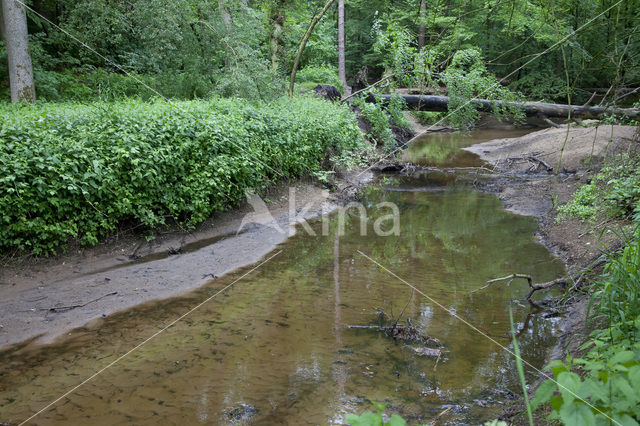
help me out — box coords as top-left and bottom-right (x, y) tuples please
(0, 0), (638, 104)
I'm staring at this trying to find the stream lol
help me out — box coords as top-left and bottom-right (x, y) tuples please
(0, 130), (566, 425)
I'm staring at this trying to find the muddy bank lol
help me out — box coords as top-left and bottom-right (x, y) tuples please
(465, 124), (638, 265)
(0, 173), (372, 349)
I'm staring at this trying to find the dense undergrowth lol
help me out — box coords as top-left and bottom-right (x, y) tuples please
(530, 153), (640, 424)
(0, 96), (366, 256)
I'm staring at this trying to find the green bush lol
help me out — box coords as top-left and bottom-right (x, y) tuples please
(530, 227), (640, 424)
(295, 64), (344, 93)
(558, 154), (640, 223)
(0, 96), (365, 255)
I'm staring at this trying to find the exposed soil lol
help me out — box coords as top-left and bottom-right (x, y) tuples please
(0, 173), (372, 350)
(465, 124), (638, 265)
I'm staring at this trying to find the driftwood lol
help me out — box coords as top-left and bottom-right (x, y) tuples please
(527, 155), (553, 172)
(347, 323), (441, 346)
(374, 94), (640, 119)
(473, 274), (568, 300)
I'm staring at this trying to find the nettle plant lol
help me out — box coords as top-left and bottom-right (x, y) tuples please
(0, 96), (365, 256)
(530, 227), (640, 424)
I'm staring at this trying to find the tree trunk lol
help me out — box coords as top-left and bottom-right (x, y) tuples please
(0, 2), (6, 42)
(418, 0), (426, 52)
(217, 0), (232, 31)
(374, 94), (640, 119)
(2, 0), (36, 103)
(269, 2), (286, 73)
(337, 0), (348, 94)
(288, 0), (336, 97)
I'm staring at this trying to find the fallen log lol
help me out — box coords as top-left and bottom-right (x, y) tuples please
(374, 94), (640, 119)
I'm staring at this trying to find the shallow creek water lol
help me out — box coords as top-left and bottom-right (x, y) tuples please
(402, 128), (535, 167)
(0, 131), (565, 425)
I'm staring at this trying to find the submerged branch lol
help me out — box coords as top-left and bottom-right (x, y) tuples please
(475, 273), (569, 300)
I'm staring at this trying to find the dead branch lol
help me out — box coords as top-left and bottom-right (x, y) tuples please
(46, 292), (118, 313)
(527, 155), (553, 172)
(525, 277), (569, 300)
(582, 91), (598, 107)
(341, 73), (395, 104)
(477, 274), (569, 300)
(430, 406), (453, 425)
(540, 115), (562, 128)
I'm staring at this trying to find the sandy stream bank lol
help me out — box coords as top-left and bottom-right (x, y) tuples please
(0, 175), (372, 349)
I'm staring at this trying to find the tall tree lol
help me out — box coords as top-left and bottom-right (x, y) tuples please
(337, 0), (348, 94)
(288, 0), (336, 97)
(218, 0), (232, 31)
(1, 0), (35, 102)
(269, 0), (287, 73)
(418, 0), (426, 52)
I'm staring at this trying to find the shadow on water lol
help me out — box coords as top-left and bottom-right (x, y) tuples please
(0, 174), (565, 425)
(403, 129), (536, 168)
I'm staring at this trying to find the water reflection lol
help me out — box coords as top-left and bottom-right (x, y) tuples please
(0, 180), (564, 425)
(403, 129), (535, 167)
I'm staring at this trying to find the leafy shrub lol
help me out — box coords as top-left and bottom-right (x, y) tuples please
(441, 49), (524, 130)
(530, 227), (640, 424)
(296, 64), (344, 93)
(558, 154), (640, 223)
(532, 334), (640, 425)
(0, 96), (365, 255)
(410, 111), (446, 126)
(352, 96), (396, 151)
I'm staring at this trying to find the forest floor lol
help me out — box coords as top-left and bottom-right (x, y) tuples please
(0, 172), (373, 350)
(464, 123), (639, 423)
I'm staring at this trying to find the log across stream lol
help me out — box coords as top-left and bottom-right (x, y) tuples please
(0, 132), (567, 424)
(375, 94), (640, 119)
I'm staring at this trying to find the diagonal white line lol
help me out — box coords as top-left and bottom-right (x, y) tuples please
(14, 0), (287, 181)
(18, 250), (282, 426)
(357, 0), (626, 177)
(357, 249), (620, 425)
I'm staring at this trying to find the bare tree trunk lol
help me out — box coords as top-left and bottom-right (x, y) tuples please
(288, 0), (336, 97)
(337, 0), (349, 94)
(217, 0), (232, 31)
(2, 0), (36, 103)
(270, 2), (286, 73)
(0, 3), (6, 42)
(418, 0), (426, 52)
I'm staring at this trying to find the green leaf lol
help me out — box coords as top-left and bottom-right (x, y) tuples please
(610, 351), (635, 366)
(559, 401), (596, 426)
(530, 379), (557, 410)
(557, 371), (581, 404)
(386, 414), (407, 426)
(345, 412), (383, 426)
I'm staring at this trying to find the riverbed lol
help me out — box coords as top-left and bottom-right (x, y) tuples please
(0, 130), (570, 425)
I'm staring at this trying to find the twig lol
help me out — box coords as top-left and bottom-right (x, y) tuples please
(540, 115), (562, 128)
(430, 406), (453, 425)
(47, 292), (118, 313)
(471, 274), (531, 294)
(582, 91), (597, 107)
(433, 351), (442, 371)
(527, 155), (554, 172)
(394, 288), (414, 327)
(475, 273), (568, 300)
(341, 74), (396, 104)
